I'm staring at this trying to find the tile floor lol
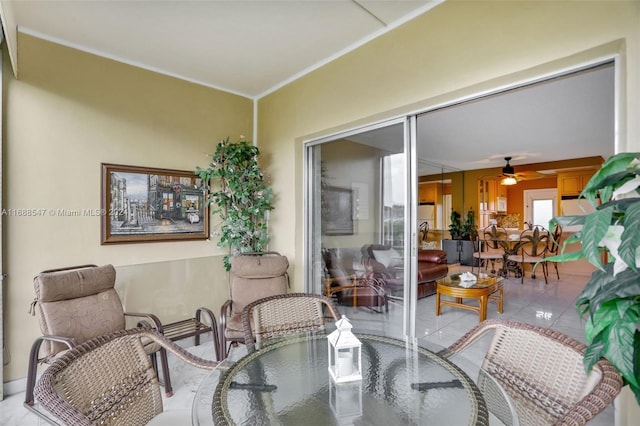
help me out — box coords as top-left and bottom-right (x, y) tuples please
(1, 267), (617, 425)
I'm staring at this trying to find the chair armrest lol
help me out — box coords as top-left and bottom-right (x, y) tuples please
(220, 299), (233, 333)
(39, 335), (77, 350)
(125, 312), (164, 334)
(324, 275), (357, 296)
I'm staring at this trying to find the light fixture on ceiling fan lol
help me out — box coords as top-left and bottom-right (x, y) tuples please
(500, 176), (517, 186)
(500, 157), (518, 185)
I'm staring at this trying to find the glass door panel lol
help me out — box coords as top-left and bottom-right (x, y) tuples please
(305, 120), (409, 338)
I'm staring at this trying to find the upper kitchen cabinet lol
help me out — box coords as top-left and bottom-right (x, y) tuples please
(557, 169), (596, 197)
(419, 182), (438, 203)
(478, 178), (507, 213)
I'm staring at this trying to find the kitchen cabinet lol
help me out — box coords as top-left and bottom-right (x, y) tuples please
(419, 183), (437, 203)
(558, 170), (595, 197)
(478, 178), (507, 213)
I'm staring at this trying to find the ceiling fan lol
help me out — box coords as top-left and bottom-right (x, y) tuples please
(497, 157), (547, 185)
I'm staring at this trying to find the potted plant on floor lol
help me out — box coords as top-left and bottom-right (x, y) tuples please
(196, 136), (274, 270)
(445, 208), (478, 265)
(546, 152), (640, 403)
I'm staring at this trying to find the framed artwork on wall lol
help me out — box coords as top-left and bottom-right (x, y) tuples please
(101, 163), (209, 244)
(324, 186), (354, 235)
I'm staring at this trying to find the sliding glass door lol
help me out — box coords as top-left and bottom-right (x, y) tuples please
(304, 118), (417, 339)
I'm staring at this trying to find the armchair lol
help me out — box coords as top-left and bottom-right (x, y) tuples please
(442, 319), (622, 426)
(219, 252), (289, 357)
(34, 327), (220, 426)
(242, 293), (340, 352)
(322, 248), (388, 312)
(25, 264), (173, 412)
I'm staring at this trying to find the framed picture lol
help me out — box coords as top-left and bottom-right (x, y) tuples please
(324, 186), (354, 235)
(101, 163), (209, 244)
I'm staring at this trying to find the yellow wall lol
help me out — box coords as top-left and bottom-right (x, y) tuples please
(258, 0), (639, 288)
(2, 34), (253, 381)
(257, 3), (640, 420)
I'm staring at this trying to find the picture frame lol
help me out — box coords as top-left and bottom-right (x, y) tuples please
(101, 163), (209, 244)
(324, 186), (354, 235)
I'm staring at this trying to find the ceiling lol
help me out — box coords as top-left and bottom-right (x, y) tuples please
(1, 0), (441, 99)
(349, 62), (615, 174)
(0, 1), (615, 170)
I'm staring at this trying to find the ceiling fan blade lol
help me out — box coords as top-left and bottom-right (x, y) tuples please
(514, 170), (548, 180)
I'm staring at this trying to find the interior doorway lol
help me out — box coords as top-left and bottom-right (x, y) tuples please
(523, 189), (558, 229)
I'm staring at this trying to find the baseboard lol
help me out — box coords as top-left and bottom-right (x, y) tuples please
(3, 377), (27, 398)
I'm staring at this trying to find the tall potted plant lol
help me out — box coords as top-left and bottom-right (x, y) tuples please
(196, 137), (274, 270)
(547, 152), (640, 403)
(445, 208), (478, 266)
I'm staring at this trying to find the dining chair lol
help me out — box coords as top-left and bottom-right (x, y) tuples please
(219, 252), (289, 357)
(506, 227), (550, 283)
(34, 327), (221, 426)
(548, 223), (563, 279)
(25, 264), (174, 411)
(241, 293), (340, 352)
(442, 319), (622, 426)
(472, 225), (507, 274)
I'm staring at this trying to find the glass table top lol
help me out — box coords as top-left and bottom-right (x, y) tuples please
(438, 273), (503, 290)
(194, 333), (491, 425)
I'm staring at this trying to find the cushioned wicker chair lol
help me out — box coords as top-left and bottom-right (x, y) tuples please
(34, 328), (221, 426)
(219, 252), (289, 357)
(25, 264), (174, 410)
(442, 319), (622, 426)
(242, 293), (340, 352)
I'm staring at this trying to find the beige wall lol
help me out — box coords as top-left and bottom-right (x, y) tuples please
(2, 34), (253, 381)
(257, 1), (640, 420)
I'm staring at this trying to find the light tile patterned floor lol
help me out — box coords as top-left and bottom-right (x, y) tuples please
(1, 268), (617, 425)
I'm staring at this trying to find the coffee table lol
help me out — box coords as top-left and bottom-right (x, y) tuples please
(436, 273), (503, 322)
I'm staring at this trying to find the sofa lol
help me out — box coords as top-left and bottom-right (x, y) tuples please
(362, 244), (448, 298)
(416, 249), (449, 297)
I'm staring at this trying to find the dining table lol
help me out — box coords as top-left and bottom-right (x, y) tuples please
(192, 333), (517, 425)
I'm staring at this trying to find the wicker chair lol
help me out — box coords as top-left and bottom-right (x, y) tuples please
(34, 328), (221, 426)
(442, 319), (622, 426)
(242, 293), (340, 352)
(25, 264), (174, 410)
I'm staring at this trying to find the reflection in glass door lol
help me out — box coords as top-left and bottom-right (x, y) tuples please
(305, 119), (413, 339)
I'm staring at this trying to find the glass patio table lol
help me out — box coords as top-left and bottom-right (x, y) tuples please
(192, 333), (500, 425)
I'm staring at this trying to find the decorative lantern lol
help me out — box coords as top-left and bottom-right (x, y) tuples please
(327, 316), (362, 383)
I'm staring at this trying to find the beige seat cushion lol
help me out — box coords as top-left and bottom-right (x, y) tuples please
(33, 265), (126, 356)
(230, 255), (289, 318)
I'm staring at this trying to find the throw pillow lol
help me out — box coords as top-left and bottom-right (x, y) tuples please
(373, 248), (403, 268)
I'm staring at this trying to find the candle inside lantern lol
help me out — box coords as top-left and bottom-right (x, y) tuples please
(338, 351), (353, 376)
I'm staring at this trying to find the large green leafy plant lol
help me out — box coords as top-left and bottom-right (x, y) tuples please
(547, 152), (640, 403)
(196, 137), (274, 270)
(449, 208), (478, 240)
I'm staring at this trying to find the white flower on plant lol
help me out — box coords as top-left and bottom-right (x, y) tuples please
(612, 175), (640, 200)
(599, 224), (640, 275)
